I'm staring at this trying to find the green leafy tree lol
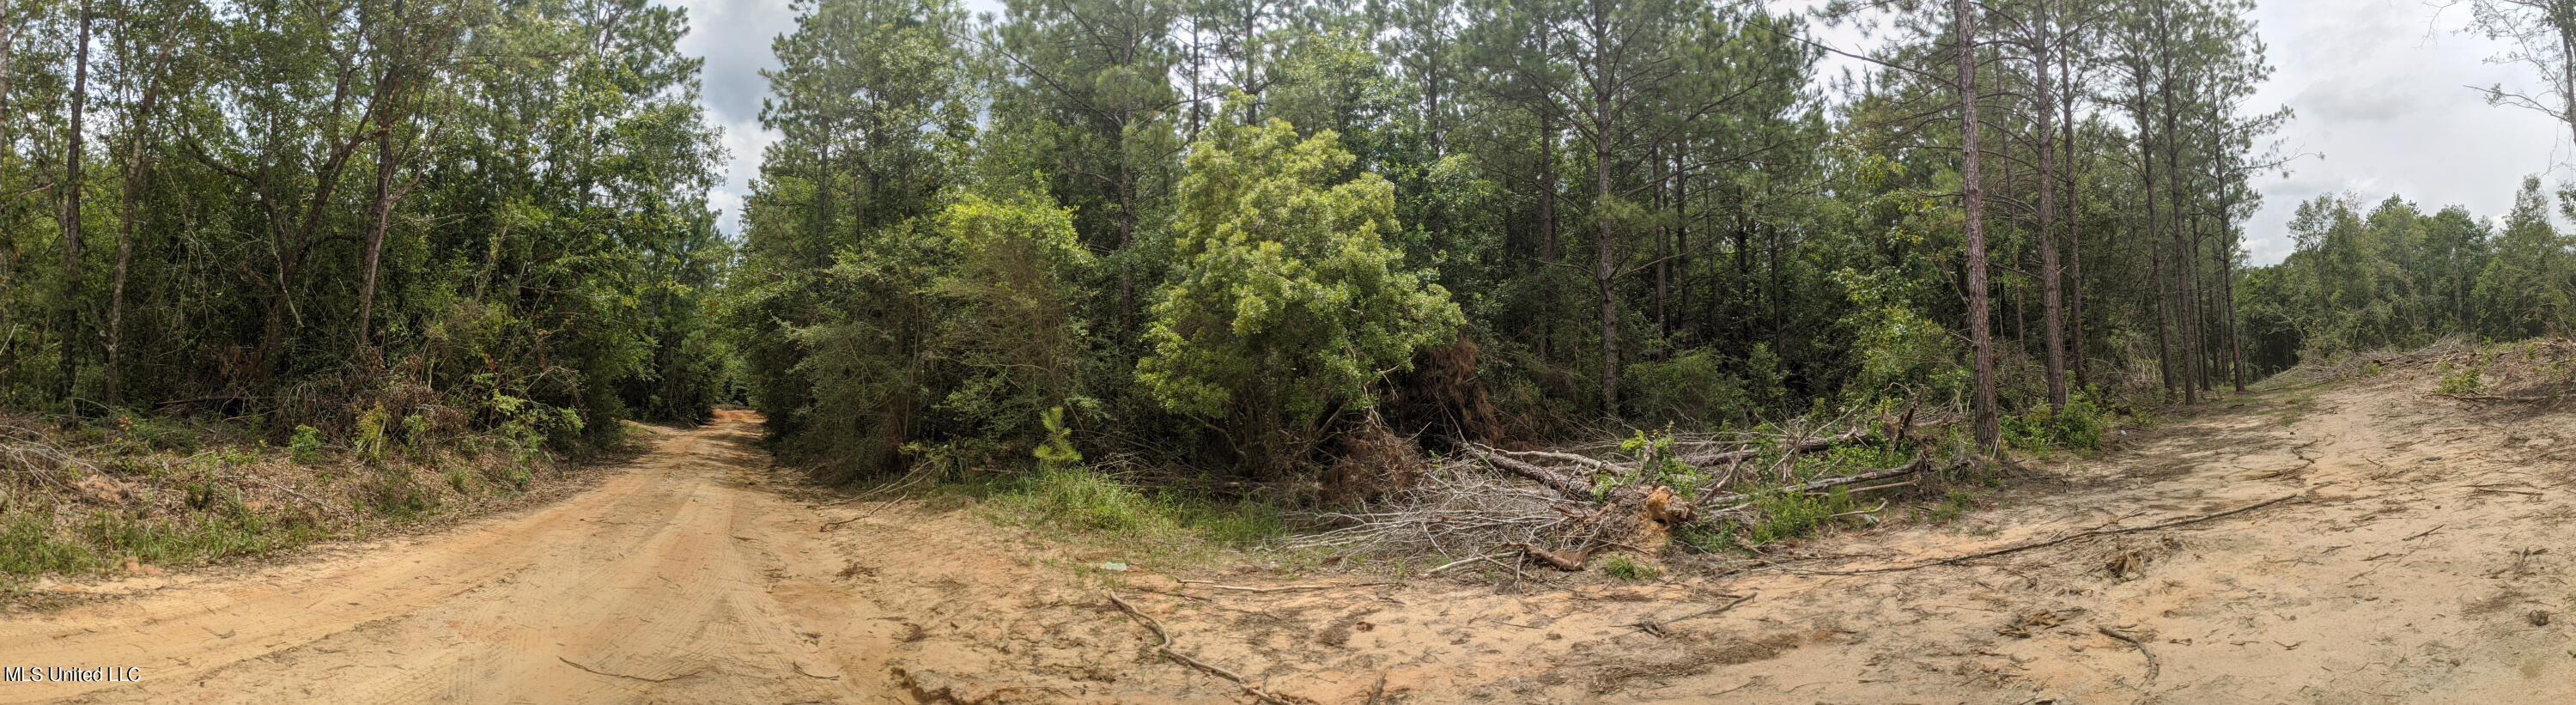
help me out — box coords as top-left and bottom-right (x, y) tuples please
(1136, 104), (1461, 471)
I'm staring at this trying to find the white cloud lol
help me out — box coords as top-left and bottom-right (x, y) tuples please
(2242, 0), (2568, 264)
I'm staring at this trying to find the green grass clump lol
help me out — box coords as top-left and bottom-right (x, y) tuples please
(1925, 489), (1978, 524)
(1743, 485), (1863, 546)
(977, 465), (1286, 562)
(0, 514), (94, 576)
(1600, 555), (1662, 583)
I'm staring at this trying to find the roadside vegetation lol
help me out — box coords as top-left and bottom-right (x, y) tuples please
(0, 410), (648, 597)
(0, 0), (729, 590)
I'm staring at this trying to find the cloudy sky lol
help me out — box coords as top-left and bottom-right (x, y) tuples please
(665, 0), (2571, 266)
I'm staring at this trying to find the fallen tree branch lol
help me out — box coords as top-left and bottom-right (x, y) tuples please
(1675, 428), (1876, 468)
(558, 655), (698, 684)
(2097, 625), (2159, 684)
(1177, 580), (1396, 593)
(2432, 392), (2564, 404)
(1489, 447), (1625, 476)
(1428, 550), (1516, 574)
(1696, 456), (1938, 512)
(1783, 493), (2303, 575)
(1463, 445), (1592, 499)
(1514, 542), (1594, 571)
(1106, 593), (1300, 705)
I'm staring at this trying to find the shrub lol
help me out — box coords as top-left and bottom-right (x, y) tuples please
(2435, 360), (2485, 395)
(1137, 102), (1462, 473)
(1620, 351), (1750, 427)
(1745, 486), (1862, 545)
(2003, 392), (2109, 451)
(289, 425), (325, 465)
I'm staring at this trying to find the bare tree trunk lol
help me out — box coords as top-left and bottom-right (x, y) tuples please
(356, 112), (402, 357)
(0, 0), (16, 388)
(2061, 46), (2084, 390)
(1538, 112), (1558, 263)
(106, 27), (173, 408)
(1673, 150), (1692, 343)
(2133, 82), (2173, 397)
(1651, 146), (1668, 338)
(1595, 100), (1619, 418)
(1958, 0), (1999, 449)
(1536, 109), (1558, 361)
(57, 0), (94, 409)
(2156, 19), (2201, 404)
(2036, 21), (2067, 409)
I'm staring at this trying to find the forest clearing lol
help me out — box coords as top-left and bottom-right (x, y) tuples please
(3, 345), (2572, 703)
(19, 0), (2576, 701)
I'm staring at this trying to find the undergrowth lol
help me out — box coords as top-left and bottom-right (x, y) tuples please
(0, 410), (626, 593)
(966, 465), (1289, 566)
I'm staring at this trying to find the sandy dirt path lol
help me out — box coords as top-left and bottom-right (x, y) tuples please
(0, 411), (896, 703)
(14, 362), (2576, 703)
(807, 365), (2576, 703)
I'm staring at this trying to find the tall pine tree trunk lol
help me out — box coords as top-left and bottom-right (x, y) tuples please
(2062, 48), (2084, 389)
(1958, 0), (1999, 449)
(1595, 99), (1619, 418)
(2036, 27), (2068, 409)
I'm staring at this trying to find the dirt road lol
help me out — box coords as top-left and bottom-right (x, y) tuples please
(0, 412), (902, 703)
(13, 362), (2576, 703)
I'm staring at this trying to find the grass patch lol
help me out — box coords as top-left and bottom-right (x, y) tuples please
(0, 514), (95, 576)
(1600, 555), (1662, 583)
(0, 507), (325, 583)
(1743, 485), (1863, 546)
(969, 465), (1288, 565)
(1923, 489), (1978, 524)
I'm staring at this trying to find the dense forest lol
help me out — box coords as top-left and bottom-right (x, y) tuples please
(722, 0), (2301, 482)
(0, 0), (732, 449)
(10, 0), (2576, 485)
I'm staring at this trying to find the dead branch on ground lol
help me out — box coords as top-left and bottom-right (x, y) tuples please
(2096, 625), (2160, 684)
(1105, 593), (1301, 705)
(1783, 493), (2304, 575)
(1675, 428), (1879, 468)
(1694, 456), (1941, 512)
(1176, 580), (1396, 593)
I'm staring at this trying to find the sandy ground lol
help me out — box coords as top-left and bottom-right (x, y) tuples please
(9, 363), (2576, 702)
(0, 411), (886, 703)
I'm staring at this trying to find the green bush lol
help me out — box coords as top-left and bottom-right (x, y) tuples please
(2003, 392), (2109, 451)
(1745, 486), (1862, 545)
(2435, 360), (2485, 395)
(1136, 103), (1462, 473)
(289, 425), (325, 465)
(1620, 351), (1750, 427)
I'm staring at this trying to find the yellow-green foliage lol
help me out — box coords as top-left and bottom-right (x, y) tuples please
(2435, 360), (2485, 395)
(289, 425), (325, 465)
(1137, 100), (1462, 467)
